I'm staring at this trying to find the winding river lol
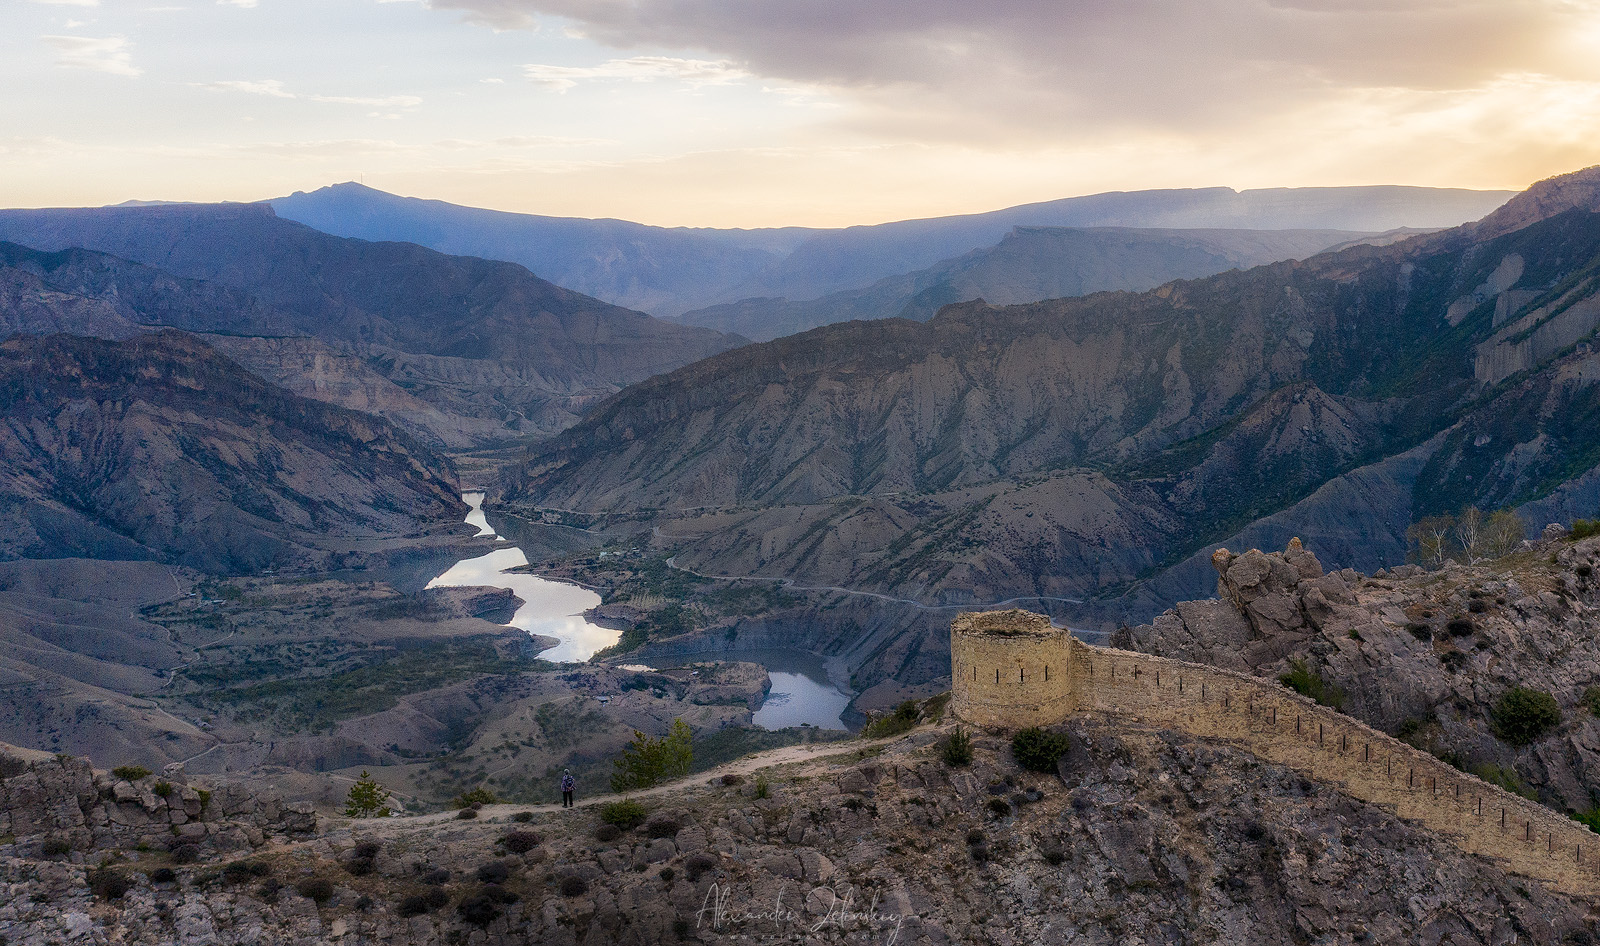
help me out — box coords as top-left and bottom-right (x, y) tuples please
(426, 493), (619, 662)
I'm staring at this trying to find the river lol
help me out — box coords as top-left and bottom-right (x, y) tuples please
(426, 492), (619, 663)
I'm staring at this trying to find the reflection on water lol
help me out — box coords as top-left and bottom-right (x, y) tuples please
(427, 496), (618, 663)
(650, 648), (853, 731)
(462, 491), (498, 539)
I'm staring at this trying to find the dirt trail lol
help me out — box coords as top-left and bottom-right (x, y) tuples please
(362, 739), (872, 832)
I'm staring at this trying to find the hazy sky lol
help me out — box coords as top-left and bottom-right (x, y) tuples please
(5, 0), (1600, 227)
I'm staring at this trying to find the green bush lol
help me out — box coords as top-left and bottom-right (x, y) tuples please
(1472, 762), (1537, 799)
(152, 781), (173, 797)
(1279, 660), (1347, 710)
(610, 719), (693, 792)
(862, 701), (920, 739)
(1490, 687), (1562, 746)
(1574, 807), (1600, 834)
(1583, 686), (1600, 717)
(599, 799), (647, 830)
(450, 787), (496, 810)
(1012, 727), (1072, 773)
(940, 727), (974, 767)
(295, 878), (334, 904)
(754, 773), (770, 799)
(1571, 519), (1600, 540)
(112, 765), (151, 782)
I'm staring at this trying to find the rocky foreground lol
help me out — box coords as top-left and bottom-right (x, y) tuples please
(5, 706), (1599, 945)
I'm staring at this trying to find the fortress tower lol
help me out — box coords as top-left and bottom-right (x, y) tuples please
(950, 609), (1076, 728)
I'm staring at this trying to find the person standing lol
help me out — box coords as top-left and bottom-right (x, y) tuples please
(560, 769), (575, 808)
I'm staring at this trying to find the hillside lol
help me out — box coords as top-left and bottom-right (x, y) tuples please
(271, 182), (1512, 318)
(0, 204), (742, 447)
(1, 709), (1590, 945)
(674, 225), (1398, 341)
(0, 331), (463, 573)
(503, 166), (1600, 621)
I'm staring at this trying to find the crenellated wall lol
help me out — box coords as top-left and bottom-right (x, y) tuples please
(950, 611), (1600, 896)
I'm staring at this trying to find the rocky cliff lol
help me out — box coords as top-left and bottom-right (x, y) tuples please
(0, 331), (464, 573)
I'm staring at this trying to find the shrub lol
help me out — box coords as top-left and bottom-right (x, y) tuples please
(483, 884), (519, 903)
(222, 862), (261, 884)
(296, 878), (334, 904)
(659, 866), (675, 883)
(170, 845), (199, 865)
(645, 817), (681, 839)
(685, 852), (718, 882)
(1012, 727), (1072, 773)
(456, 809), (478, 820)
(354, 895), (375, 912)
(720, 773), (744, 786)
(986, 798), (1012, 817)
(398, 894), (432, 917)
(149, 867), (177, 884)
(599, 800), (647, 829)
(451, 787), (497, 810)
(88, 869), (133, 900)
(421, 868), (450, 885)
(965, 828), (985, 845)
(1041, 843), (1065, 866)
(511, 811), (534, 823)
(1278, 660), (1347, 710)
(424, 887), (450, 909)
(1491, 687), (1562, 745)
(502, 831), (541, 854)
(351, 841), (381, 860)
(476, 861), (511, 885)
(1572, 519), (1600, 540)
(195, 788), (211, 811)
(346, 857), (374, 877)
(1406, 623), (1433, 641)
(610, 719), (694, 792)
(257, 878), (282, 904)
(559, 874), (589, 897)
(969, 843), (990, 862)
(152, 781), (173, 797)
(41, 837), (72, 856)
(1447, 619), (1476, 636)
(112, 765), (151, 782)
(1574, 807), (1600, 833)
(940, 727), (974, 767)
(458, 894), (502, 927)
(594, 824), (621, 842)
(754, 774), (770, 799)
(862, 700), (920, 739)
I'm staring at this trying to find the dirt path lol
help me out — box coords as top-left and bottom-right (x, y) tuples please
(366, 739), (872, 831)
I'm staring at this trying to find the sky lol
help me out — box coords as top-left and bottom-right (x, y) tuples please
(4, 0), (1600, 228)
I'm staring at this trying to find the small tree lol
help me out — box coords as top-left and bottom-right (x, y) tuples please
(1012, 727), (1072, 773)
(1407, 515), (1456, 568)
(1455, 506), (1486, 563)
(1490, 687), (1561, 746)
(344, 771), (392, 819)
(1483, 509), (1526, 559)
(941, 726), (974, 767)
(610, 719), (694, 792)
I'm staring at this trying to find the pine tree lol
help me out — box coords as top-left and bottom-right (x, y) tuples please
(610, 718), (695, 792)
(344, 770), (392, 818)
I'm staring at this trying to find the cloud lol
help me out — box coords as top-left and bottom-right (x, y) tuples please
(521, 56), (748, 92)
(29, 0), (98, 6)
(41, 35), (140, 76)
(216, 0), (258, 7)
(428, 0), (1600, 143)
(200, 80), (422, 109)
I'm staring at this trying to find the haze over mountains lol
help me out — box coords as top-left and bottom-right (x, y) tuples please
(504, 165), (1600, 626)
(0, 204), (739, 449)
(271, 182), (1514, 320)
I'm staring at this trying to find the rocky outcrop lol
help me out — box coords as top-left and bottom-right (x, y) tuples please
(1126, 534), (1600, 815)
(0, 745), (313, 862)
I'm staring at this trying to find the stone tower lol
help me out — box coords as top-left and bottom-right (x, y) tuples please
(950, 609), (1076, 728)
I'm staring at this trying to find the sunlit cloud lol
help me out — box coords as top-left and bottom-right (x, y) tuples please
(200, 80), (421, 109)
(521, 56), (749, 92)
(41, 35), (140, 76)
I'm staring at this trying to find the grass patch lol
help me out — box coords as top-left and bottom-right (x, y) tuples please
(1279, 659), (1347, 710)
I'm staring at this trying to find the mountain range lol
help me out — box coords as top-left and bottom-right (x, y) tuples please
(0, 205), (740, 449)
(502, 165), (1600, 625)
(270, 182), (1514, 319)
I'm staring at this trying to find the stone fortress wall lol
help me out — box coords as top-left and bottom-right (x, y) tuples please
(950, 611), (1600, 896)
